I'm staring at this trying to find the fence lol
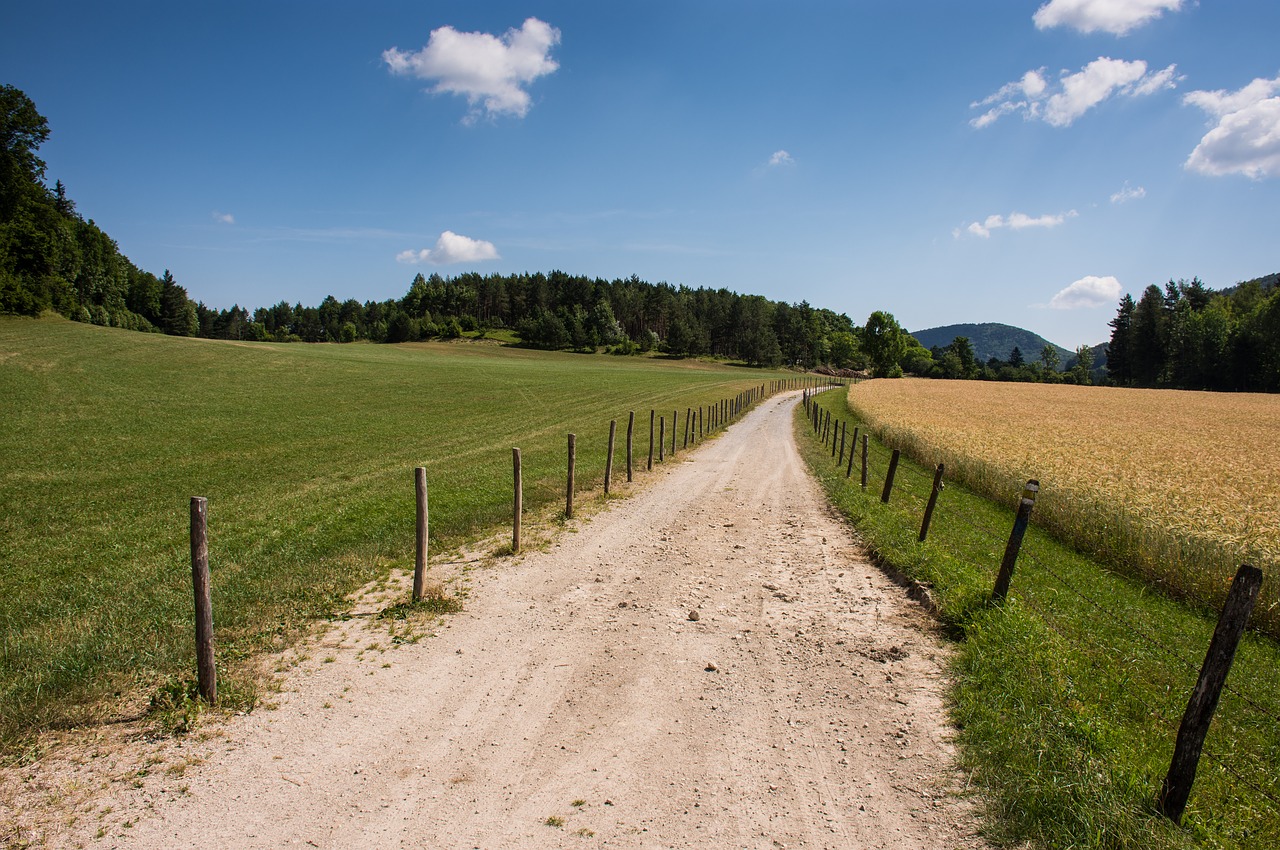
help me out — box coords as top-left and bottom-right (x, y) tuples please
(801, 387), (1280, 836)
(183, 375), (843, 704)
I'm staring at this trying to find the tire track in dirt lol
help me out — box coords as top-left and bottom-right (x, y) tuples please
(79, 390), (986, 849)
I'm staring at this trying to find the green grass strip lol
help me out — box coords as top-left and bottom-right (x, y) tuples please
(799, 388), (1280, 850)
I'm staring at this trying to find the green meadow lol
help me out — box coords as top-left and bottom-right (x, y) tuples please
(0, 315), (788, 751)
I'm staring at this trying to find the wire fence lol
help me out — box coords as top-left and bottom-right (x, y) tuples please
(800, 388), (1280, 833)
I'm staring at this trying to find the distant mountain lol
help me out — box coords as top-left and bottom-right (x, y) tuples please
(907, 323), (1072, 364)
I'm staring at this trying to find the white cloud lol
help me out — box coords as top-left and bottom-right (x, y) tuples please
(960, 210), (1077, 238)
(972, 58), (1180, 128)
(383, 18), (560, 123)
(1110, 182), (1146, 203)
(1050, 275), (1123, 309)
(1184, 74), (1280, 179)
(1033, 0), (1184, 36)
(396, 231), (500, 265)
(768, 150), (795, 167)
(212, 211), (235, 225)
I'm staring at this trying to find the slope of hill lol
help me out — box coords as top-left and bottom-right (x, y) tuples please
(907, 323), (1072, 364)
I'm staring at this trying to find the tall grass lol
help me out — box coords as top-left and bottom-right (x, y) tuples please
(0, 315), (788, 751)
(801, 388), (1280, 850)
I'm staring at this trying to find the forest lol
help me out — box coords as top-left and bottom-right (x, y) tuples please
(1105, 275), (1280, 392)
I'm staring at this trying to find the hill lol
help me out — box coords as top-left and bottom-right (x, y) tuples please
(907, 322), (1072, 364)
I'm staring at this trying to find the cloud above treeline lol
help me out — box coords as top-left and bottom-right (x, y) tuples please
(1184, 74), (1280, 179)
(957, 209), (1078, 239)
(397, 231), (500, 265)
(212, 211), (235, 225)
(1033, 0), (1185, 36)
(1110, 182), (1146, 203)
(384, 17), (560, 123)
(768, 150), (795, 167)
(972, 57), (1180, 128)
(1050, 275), (1123, 309)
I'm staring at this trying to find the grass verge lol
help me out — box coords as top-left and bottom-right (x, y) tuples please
(799, 388), (1280, 850)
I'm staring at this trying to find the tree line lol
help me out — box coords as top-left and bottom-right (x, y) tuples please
(4, 83), (1276, 388)
(1106, 276), (1280, 392)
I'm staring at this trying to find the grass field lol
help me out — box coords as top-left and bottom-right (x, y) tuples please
(0, 315), (790, 752)
(801, 386), (1280, 850)
(842, 379), (1280, 634)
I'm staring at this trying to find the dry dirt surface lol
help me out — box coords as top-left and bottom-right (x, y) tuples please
(26, 391), (988, 849)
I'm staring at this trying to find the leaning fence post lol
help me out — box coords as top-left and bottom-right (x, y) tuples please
(881, 449), (901, 503)
(190, 496), (216, 705)
(991, 480), (1039, 602)
(566, 434), (576, 518)
(604, 420), (617, 495)
(512, 448), (522, 553)
(847, 427), (858, 478)
(1159, 564), (1264, 823)
(626, 411), (635, 482)
(919, 463), (945, 541)
(413, 467), (428, 601)
(838, 422), (846, 465)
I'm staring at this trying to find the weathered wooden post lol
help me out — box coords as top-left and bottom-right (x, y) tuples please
(413, 467), (428, 602)
(860, 435), (869, 489)
(671, 409), (678, 456)
(991, 480), (1039, 602)
(190, 497), (216, 705)
(684, 408), (691, 448)
(626, 412), (635, 482)
(838, 422), (846, 465)
(566, 434), (576, 518)
(919, 463), (945, 542)
(831, 419), (839, 457)
(512, 448), (522, 553)
(1159, 564), (1264, 822)
(604, 420), (617, 495)
(881, 449), (901, 503)
(847, 427), (858, 478)
(658, 416), (666, 462)
(648, 410), (655, 471)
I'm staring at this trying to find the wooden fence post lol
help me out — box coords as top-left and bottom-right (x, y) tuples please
(919, 463), (945, 542)
(648, 410), (655, 471)
(413, 467), (428, 601)
(512, 448), (522, 553)
(1159, 564), (1264, 822)
(684, 408), (691, 448)
(831, 419), (839, 457)
(671, 409), (678, 456)
(626, 412), (635, 482)
(991, 480), (1039, 602)
(881, 449), (901, 503)
(860, 435), (869, 489)
(838, 422), (846, 465)
(190, 496), (216, 705)
(659, 417), (665, 462)
(566, 434), (576, 518)
(847, 427), (858, 478)
(604, 420), (616, 495)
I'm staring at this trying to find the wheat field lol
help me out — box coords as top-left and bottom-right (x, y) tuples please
(846, 378), (1280, 628)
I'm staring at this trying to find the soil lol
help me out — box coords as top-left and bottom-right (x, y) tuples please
(4, 391), (986, 849)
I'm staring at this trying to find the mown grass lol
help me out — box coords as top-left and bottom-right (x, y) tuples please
(800, 387), (1280, 850)
(0, 315), (791, 753)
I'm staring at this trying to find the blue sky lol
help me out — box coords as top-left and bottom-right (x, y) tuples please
(4, 1), (1278, 348)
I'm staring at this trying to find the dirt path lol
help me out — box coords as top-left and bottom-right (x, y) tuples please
(73, 391), (985, 848)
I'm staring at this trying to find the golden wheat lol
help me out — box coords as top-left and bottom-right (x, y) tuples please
(847, 378), (1280, 624)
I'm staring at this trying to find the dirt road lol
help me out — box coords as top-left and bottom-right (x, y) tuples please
(84, 391), (985, 848)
